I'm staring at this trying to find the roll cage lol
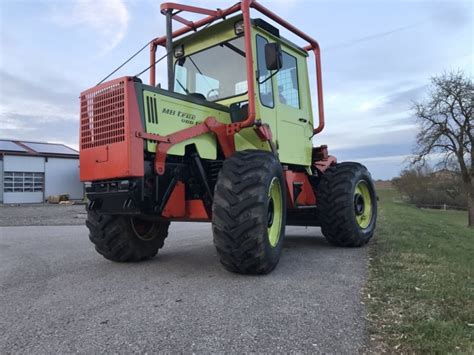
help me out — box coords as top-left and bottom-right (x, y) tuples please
(149, 0), (325, 136)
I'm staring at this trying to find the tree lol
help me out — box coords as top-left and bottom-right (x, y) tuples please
(412, 71), (473, 226)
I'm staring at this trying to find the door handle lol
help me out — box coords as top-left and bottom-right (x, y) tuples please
(298, 118), (308, 123)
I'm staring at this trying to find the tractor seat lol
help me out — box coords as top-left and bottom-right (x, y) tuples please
(229, 102), (249, 123)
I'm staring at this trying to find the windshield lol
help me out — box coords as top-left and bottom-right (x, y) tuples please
(174, 37), (247, 102)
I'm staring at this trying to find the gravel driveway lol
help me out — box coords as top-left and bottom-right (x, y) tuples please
(0, 221), (368, 353)
(0, 204), (86, 226)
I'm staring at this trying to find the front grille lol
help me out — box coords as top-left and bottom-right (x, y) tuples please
(80, 80), (126, 149)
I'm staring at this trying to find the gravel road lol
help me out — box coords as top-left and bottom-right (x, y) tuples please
(0, 204), (86, 226)
(0, 223), (368, 353)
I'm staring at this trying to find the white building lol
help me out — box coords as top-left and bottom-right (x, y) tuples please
(0, 139), (83, 204)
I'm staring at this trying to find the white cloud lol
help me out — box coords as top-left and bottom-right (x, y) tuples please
(358, 154), (411, 164)
(0, 100), (75, 123)
(52, 0), (129, 53)
(358, 100), (380, 113)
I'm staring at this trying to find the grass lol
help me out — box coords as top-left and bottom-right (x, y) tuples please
(366, 189), (474, 353)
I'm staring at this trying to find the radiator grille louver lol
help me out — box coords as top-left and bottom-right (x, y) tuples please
(80, 81), (126, 149)
(146, 96), (158, 124)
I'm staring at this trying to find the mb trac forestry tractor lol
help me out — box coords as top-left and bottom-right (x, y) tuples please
(80, 1), (377, 274)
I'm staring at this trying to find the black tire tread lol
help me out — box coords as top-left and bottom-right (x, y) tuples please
(317, 162), (377, 247)
(86, 211), (169, 262)
(212, 150), (285, 274)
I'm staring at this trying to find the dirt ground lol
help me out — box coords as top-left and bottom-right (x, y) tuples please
(0, 203), (87, 226)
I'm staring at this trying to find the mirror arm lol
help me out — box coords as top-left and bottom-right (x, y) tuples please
(258, 68), (280, 85)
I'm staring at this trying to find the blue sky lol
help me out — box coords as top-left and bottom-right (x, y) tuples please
(0, 0), (472, 179)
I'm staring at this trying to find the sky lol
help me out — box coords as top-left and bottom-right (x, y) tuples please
(0, 0), (472, 179)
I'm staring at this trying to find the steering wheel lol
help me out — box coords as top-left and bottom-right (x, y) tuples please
(207, 89), (219, 100)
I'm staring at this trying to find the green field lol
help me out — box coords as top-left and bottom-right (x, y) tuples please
(367, 189), (474, 353)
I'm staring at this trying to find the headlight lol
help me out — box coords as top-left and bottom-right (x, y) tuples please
(174, 45), (185, 58)
(234, 20), (244, 35)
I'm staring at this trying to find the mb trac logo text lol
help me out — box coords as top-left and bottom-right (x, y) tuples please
(162, 108), (198, 125)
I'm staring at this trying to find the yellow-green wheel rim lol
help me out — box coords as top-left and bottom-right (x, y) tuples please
(354, 180), (373, 229)
(267, 177), (283, 248)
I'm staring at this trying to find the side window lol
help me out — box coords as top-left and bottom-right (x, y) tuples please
(277, 52), (300, 109)
(174, 65), (187, 94)
(256, 35), (274, 108)
(234, 80), (248, 96)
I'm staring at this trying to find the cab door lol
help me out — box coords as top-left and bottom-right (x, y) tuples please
(274, 48), (313, 166)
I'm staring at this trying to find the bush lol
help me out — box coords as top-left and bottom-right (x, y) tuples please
(393, 166), (467, 209)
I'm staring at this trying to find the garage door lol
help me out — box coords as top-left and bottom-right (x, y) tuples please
(3, 155), (45, 203)
(45, 158), (83, 200)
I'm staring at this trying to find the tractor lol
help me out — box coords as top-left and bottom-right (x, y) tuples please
(80, 0), (377, 274)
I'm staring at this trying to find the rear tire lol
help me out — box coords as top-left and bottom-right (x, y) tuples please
(317, 162), (377, 247)
(212, 150), (286, 274)
(86, 211), (170, 262)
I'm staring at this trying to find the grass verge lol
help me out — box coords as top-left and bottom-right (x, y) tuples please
(367, 189), (473, 353)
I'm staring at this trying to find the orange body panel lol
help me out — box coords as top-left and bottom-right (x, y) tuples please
(161, 183), (210, 220)
(185, 200), (209, 220)
(284, 171), (317, 208)
(162, 182), (186, 217)
(79, 77), (144, 181)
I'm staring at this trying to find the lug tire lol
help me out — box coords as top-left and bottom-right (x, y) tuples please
(86, 211), (170, 262)
(212, 150), (286, 274)
(317, 162), (377, 247)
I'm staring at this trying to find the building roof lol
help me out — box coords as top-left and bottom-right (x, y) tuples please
(0, 139), (78, 158)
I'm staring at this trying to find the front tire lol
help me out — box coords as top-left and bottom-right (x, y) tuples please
(212, 150), (286, 274)
(317, 162), (377, 247)
(86, 212), (170, 262)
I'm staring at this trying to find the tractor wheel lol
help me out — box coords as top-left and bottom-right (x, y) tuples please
(212, 150), (286, 274)
(317, 162), (377, 247)
(86, 211), (170, 262)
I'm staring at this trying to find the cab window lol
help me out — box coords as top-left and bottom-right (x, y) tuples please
(173, 37), (247, 101)
(277, 52), (300, 109)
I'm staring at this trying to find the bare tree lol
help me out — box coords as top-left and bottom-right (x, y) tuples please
(412, 71), (473, 226)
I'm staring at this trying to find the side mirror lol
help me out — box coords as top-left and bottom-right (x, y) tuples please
(265, 43), (282, 71)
